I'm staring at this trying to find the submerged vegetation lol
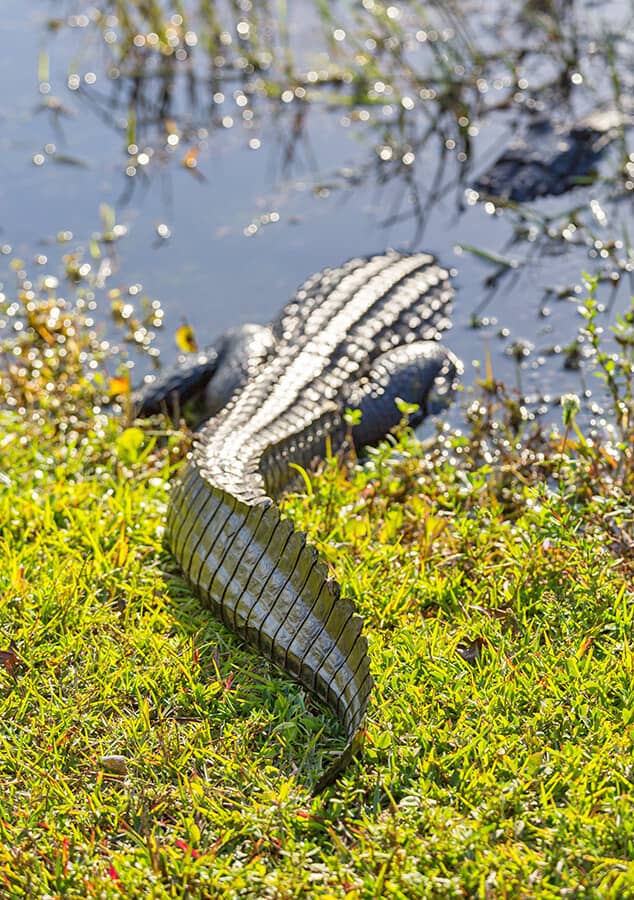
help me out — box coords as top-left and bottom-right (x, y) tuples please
(47, 0), (634, 218)
(31, 0), (634, 421)
(0, 225), (633, 895)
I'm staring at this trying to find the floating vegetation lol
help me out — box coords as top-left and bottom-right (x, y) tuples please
(38, 1), (633, 271)
(43, 4), (632, 158)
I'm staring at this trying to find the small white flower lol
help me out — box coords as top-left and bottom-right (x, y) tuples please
(561, 392), (580, 426)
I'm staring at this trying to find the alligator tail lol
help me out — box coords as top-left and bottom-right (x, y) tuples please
(167, 460), (372, 788)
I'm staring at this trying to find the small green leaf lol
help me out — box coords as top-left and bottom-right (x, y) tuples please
(395, 397), (419, 417)
(116, 427), (145, 463)
(127, 108), (137, 148)
(38, 50), (50, 85)
(288, 462), (313, 497)
(343, 407), (362, 427)
(374, 732), (391, 750)
(100, 203), (116, 234)
(524, 751), (543, 777)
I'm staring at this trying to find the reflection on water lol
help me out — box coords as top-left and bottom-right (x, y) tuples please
(1, 0), (633, 433)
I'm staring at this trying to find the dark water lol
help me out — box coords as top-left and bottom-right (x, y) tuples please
(2, 0), (633, 434)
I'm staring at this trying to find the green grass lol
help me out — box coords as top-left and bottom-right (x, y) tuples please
(0, 394), (633, 896)
(1, 264), (633, 896)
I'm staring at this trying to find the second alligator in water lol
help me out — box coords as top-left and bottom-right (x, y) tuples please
(474, 109), (630, 202)
(136, 252), (459, 788)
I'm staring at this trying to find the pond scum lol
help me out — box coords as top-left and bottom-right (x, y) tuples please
(0, 216), (632, 897)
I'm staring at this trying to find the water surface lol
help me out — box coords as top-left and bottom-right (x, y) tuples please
(2, 0), (633, 432)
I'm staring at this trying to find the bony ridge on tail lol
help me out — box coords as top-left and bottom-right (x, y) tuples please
(134, 251), (461, 790)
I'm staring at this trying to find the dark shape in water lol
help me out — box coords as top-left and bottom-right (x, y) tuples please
(474, 110), (628, 202)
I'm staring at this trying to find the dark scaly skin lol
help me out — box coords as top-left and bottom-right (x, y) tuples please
(140, 251), (457, 789)
(132, 324), (276, 419)
(474, 109), (631, 202)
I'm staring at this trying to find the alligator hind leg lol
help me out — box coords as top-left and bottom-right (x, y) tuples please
(132, 323), (275, 421)
(131, 346), (222, 419)
(346, 342), (462, 450)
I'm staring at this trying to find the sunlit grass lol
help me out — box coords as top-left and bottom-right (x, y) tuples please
(1, 331), (633, 895)
(0, 195), (632, 895)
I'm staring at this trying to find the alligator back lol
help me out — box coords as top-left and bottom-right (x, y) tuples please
(167, 251), (454, 787)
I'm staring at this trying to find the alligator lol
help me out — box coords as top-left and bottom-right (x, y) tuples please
(474, 109), (631, 203)
(135, 251), (459, 789)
